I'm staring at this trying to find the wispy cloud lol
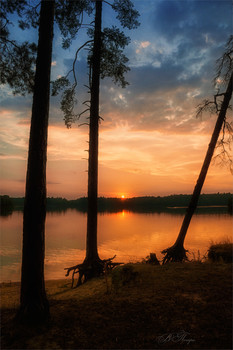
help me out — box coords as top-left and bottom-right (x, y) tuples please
(0, 0), (232, 198)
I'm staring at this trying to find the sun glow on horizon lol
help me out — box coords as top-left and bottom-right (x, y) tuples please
(121, 195), (125, 199)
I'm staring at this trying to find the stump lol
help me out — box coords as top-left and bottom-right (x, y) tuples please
(145, 253), (160, 265)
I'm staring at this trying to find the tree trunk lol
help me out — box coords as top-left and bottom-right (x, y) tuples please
(18, 0), (55, 322)
(85, 0), (102, 269)
(162, 73), (233, 264)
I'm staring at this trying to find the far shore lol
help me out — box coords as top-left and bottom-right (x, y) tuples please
(1, 193), (232, 216)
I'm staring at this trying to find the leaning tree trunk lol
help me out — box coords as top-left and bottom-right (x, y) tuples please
(18, 0), (55, 322)
(84, 0), (102, 277)
(162, 72), (233, 264)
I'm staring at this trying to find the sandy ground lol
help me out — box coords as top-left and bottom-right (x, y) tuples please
(1, 262), (232, 349)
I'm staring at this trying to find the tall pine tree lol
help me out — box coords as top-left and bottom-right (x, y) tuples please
(18, 0), (55, 322)
(1, 0), (94, 321)
(63, 0), (140, 284)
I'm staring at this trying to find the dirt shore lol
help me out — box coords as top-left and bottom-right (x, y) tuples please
(1, 262), (232, 349)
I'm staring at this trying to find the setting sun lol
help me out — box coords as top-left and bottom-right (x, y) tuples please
(121, 195), (125, 199)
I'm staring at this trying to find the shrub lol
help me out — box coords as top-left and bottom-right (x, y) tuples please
(208, 242), (233, 263)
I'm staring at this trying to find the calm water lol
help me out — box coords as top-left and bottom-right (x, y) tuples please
(0, 209), (232, 282)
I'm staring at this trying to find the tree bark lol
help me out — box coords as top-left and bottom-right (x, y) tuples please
(85, 0), (102, 265)
(162, 73), (233, 263)
(18, 0), (55, 322)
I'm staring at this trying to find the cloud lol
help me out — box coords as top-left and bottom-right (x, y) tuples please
(1, 1), (232, 199)
(0, 110), (30, 159)
(153, 0), (232, 45)
(140, 41), (150, 49)
(99, 125), (211, 177)
(100, 64), (213, 134)
(51, 1), (232, 136)
(99, 0), (232, 135)
(0, 89), (32, 112)
(135, 40), (151, 54)
(47, 125), (88, 161)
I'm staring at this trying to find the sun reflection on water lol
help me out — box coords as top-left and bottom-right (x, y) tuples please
(0, 209), (232, 282)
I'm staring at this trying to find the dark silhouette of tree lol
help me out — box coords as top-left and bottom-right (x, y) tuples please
(1, 0), (92, 322)
(84, 0), (102, 275)
(162, 37), (233, 263)
(0, 0), (37, 94)
(18, 0), (55, 322)
(0, 195), (14, 216)
(1, 0), (93, 95)
(63, 0), (140, 284)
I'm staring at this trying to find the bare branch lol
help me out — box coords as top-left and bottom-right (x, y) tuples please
(82, 100), (91, 106)
(215, 35), (233, 86)
(196, 99), (215, 118)
(84, 84), (91, 92)
(79, 108), (90, 118)
(79, 123), (89, 128)
(103, 0), (113, 7)
(196, 91), (227, 118)
(65, 40), (93, 84)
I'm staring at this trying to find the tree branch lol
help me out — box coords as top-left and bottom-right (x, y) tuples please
(78, 108), (90, 118)
(65, 39), (93, 86)
(79, 123), (89, 128)
(103, 0), (113, 7)
(0, 36), (20, 50)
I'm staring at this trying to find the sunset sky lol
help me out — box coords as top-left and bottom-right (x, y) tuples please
(0, 0), (232, 199)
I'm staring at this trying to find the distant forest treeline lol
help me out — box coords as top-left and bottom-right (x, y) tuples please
(1, 193), (232, 215)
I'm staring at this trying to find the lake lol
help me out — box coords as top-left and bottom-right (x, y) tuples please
(0, 209), (232, 282)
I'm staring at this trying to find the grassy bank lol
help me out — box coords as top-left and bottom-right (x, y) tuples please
(1, 261), (232, 349)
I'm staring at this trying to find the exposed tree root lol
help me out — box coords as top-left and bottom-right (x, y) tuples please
(65, 255), (122, 288)
(161, 244), (189, 264)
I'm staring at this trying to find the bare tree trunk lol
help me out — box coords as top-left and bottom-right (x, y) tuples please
(64, 1), (121, 284)
(84, 0), (102, 274)
(162, 73), (233, 264)
(18, 0), (55, 322)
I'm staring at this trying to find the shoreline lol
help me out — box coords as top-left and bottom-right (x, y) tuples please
(1, 193), (232, 215)
(1, 261), (232, 349)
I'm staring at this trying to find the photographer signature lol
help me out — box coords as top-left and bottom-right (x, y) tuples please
(157, 330), (195, 345)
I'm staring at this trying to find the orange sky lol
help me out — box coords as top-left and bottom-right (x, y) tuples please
(0, 1), (232, 199)
(0, 108), (232, 199)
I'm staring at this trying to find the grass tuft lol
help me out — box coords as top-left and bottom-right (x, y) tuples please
(208, 241), (233, 263)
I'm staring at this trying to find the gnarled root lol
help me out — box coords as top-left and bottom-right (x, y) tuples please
(64, 255), (122, 288)
(162, 244), (189, 264)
